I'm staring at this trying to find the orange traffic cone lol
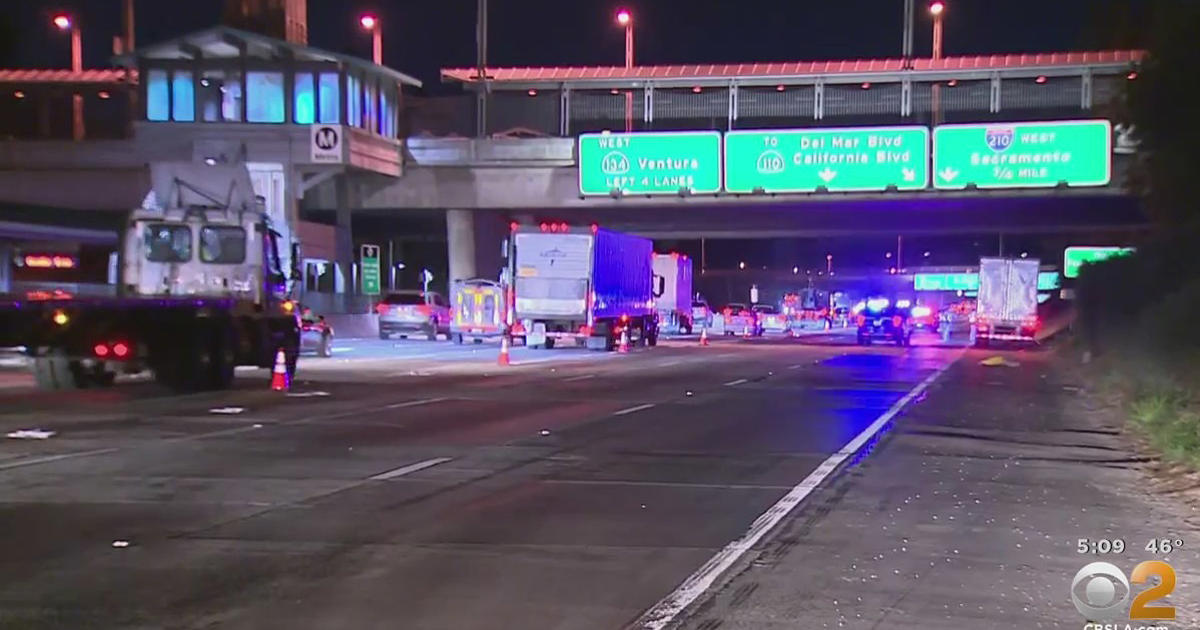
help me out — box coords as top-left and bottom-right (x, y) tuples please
(498, 333), (512, 366)
(618, 327), (630, 353)
(700, 327), (709, 346)
(270, 348), (290, 392)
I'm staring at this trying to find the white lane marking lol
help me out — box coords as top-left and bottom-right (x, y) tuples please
(0, 448), (118, 472)
(634, 353), (961, 630)
(658, 359), (683, 367)
(208, 407), (245, 414)
(613, 403), (655, 416)
(384, 397), (449, 410)
(369, 457), (453, 480)
(723, 378), (749, 386)
(787, 363), (805, 370)
(563, 374), (596, 382)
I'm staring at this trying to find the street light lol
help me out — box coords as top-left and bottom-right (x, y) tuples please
(929, 1), (945, 125)
(826, 253), (833, 274)
(53, 14), (84, 141)
(738, 261), (746, 270)
(360, 14), (382, 66)
(615, 9), (634, 132)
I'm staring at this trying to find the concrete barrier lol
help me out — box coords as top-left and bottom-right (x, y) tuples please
(325, 314), (379, 339)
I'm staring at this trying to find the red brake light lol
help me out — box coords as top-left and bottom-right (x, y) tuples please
(375, 303), (388, 315)
(93, 343), (109, 358)
(540, 222), (549, 232)
(892, 315), (902, 327)
(112, 342), (130, 358)
(857, 315), (866, 327)
(620, 314), (629, 323)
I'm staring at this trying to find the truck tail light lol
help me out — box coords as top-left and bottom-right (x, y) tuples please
(112, 342), (130, 358)
(375, 303), (388, 315)
(857, 315), (866, 327)
(892, 315), (902, 327)
(94, 343), (109, 358)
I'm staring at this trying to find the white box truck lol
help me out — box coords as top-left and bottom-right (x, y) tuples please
(652, 253), (694, 334)
(975, 257), (1040, 346)
(509, 225), (657, 350)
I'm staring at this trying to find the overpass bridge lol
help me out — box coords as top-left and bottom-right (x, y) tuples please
(0, 23), (1145, 300)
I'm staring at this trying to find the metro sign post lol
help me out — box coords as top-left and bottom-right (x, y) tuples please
(933, 120), (1111, 190)
(578, 131), (722, 196)
(724, 127), (929, 193)
(360, 244), (381, 295)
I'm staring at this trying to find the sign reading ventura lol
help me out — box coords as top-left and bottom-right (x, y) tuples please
(578, 131), (721, 195)
(724, 126), (929, 193)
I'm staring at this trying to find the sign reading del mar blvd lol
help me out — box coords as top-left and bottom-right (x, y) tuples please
(724, 127), (929, 193)
(578, 131), (721, 195)
(933, 120), (1111, 189)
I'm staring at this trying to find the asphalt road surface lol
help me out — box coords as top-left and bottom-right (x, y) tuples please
(0, 330), (1193, 629)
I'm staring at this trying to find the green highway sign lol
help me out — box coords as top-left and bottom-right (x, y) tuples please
(724, 127), (929, 193)
(933, 120), (1111, 190)
(1064, 246), (1135, 278)
(914, 272), (978, 292)
(578, 131), (722, 195)
(915, 271), (1061, 291)
(360, 243), (381, 295)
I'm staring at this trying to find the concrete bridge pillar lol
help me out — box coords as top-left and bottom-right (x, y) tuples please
(446, 209), (508, 285)
(334, 177), (356, 293)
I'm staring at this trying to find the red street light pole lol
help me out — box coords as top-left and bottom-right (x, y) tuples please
(929, 1), (945, 126)
(360, 14), (382, 66)
(616, 9), (633, 132)
(54, 14), (84, 141)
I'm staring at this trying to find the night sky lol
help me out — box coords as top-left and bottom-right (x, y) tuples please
(4, 0), (1148, 93)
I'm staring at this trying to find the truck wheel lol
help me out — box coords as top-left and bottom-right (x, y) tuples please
(318, 333), (333, 358)
(378, 330), (390, 340)
(209, 324), (237, 388)
(544, 338), (556, 350)
(451, 333), (464, 345)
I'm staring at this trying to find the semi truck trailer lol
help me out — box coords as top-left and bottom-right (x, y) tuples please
(509, 224), (657, 350)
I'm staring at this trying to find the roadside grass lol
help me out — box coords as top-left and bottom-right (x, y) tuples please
(1128, 388), (1200, 466)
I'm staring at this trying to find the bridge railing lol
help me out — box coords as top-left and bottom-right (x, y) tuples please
(409, 73), (1127, 138)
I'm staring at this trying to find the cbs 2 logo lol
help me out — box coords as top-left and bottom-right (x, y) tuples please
(1071, 561), (1176, 621)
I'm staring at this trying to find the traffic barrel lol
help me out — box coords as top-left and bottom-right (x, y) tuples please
(700, 327), (709, 346)
(618, 327), (630, 353)
(498, 332), (512, 366)
(270, 348), (290, 392)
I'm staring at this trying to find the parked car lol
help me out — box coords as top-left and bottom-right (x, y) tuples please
(299, 307), (334, 357)
(723, 303), (762, 336)
(753, 304), (789, 333)
(376, 291), (451, 341)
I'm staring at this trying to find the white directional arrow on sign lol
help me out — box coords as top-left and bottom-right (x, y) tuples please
(901, 167), (916, 182)
(938, 167), (960, 182)
(817, 167), (837, 183)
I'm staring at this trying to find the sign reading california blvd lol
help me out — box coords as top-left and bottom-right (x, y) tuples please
(724, 126), (929, 193)
(933, 120), (1111, 189)
(578, 131), (721, 195)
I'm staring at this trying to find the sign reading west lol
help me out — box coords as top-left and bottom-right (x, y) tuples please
(578, 131), (722, 196)
(933, 120), (1112, 190)
(724, 126), (929, 193)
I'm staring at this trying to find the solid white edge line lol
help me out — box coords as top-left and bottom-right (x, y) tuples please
(0, 448), (118, 472)
(613, 403), (656, 416)
(369, 456), (453, 481)
(564, 374), (596, 382)
(723, 378), (749, 386)
(633, 352), (962, 630)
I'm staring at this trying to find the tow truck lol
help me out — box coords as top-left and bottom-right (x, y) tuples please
(0, 162), (301, 391)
